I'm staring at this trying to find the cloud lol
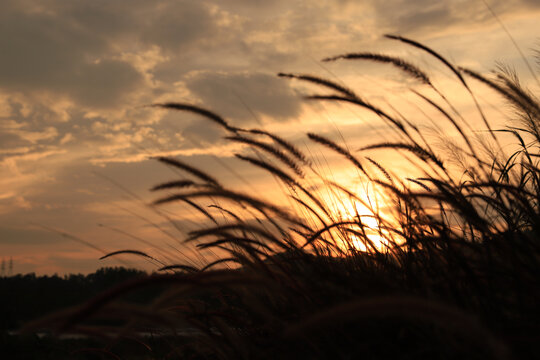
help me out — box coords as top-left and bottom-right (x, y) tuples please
(0, 0), (228, 110)
(1, 0), (538, 274)
(0, 226), (68, 246)
(370, 0), (540, 35)
(53, 0), (220, 52)
(184, 72), (302, 123)
(0, 3), (144, 108)
(138, 2), (218, 51)
(70, 59), (144, 108)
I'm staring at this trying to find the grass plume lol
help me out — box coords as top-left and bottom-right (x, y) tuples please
(39, 36), (540, 360)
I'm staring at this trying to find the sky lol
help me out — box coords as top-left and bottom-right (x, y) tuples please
(1, 0), (539, 275)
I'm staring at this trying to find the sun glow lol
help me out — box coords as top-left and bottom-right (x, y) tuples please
(317, 190), (397, 253)
(340, 202), (386, 252)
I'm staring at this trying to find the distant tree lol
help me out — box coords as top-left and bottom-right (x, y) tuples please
(0, 267), (153, 331)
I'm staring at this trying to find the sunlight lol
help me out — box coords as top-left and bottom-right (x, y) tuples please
(326, 192), (391, 253)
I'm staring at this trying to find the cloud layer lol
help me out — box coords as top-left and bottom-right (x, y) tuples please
(1, 0), (539, 274)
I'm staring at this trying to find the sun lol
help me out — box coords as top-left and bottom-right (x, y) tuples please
(323, 193), (393, 253)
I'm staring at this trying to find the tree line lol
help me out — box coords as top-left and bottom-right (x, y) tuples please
(0, 267), (155, 331)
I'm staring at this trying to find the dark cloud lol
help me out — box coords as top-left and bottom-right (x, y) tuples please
(0, 132), (24, 151)
(185, 72), (302, 123)
(371, 1), (459, 34)
(139, 2), (217, 51)
(54, 0), (218, 51)
(0, 3), (143, 108)
(70, 60), (143, 108)
(219, 0), (286, 7)
(1, 0), (537, 111)
(371, 0), (537, 35)
(0, 8), (104, 87)
(0, 227), (68, 246)
(49, 0), (153, 38)
(181, 119), (224, 144)
(522, 0), (540, 8)
(0, 0), (221, 108)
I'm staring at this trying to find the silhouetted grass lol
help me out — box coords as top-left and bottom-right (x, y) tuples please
(34, 36), (540, 359)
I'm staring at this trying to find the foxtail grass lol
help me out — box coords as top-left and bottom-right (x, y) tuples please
(38, 36), (540, 359)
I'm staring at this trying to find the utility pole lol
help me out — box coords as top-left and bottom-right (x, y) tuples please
(9, 257), (13, 276)
(1, 258), (4, 277)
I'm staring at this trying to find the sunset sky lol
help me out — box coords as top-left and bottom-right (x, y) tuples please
(1, 0), (539, 275)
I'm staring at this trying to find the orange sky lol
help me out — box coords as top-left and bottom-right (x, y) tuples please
(1, 0), (539, 275)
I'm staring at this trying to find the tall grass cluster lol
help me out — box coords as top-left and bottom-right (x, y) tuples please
(36, 36), (539, 359)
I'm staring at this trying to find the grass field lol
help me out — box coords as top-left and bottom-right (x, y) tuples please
(27, 35), (540, 359)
